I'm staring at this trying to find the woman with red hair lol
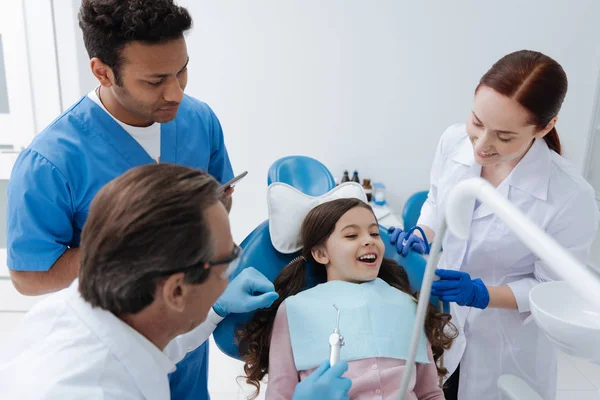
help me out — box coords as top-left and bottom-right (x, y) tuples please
(391, 50), (600, 400)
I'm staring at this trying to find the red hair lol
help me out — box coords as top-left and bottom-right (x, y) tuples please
(477, 50), (567, 155)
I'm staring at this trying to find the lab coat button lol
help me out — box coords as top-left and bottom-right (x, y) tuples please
(372, 364), (378, 370)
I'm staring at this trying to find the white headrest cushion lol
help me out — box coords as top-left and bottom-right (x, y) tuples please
(268, 182), (367, 254)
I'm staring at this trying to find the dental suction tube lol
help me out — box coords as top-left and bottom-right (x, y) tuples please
(397, 219), (446, 399)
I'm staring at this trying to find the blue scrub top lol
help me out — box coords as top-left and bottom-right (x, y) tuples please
(7, 94), (233, 400)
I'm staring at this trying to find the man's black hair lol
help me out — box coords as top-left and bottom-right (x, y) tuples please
(79, 0), (192, 85)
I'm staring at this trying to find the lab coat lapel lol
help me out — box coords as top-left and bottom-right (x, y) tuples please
(472, 139), (551, 220)
(447, 133), (482, 180)
(83, 97), (155, 167)
(159, 119), (178, 163)
(472, 180), (509, 220)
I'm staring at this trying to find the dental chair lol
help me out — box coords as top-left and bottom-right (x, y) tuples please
(267, 155), (337, 197)
(213, 156), (446, 360)
(402, 190), (429, 231)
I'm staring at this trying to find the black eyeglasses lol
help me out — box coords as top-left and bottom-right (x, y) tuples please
(208, 243), (243, 279)
(208, 243), (242, 267)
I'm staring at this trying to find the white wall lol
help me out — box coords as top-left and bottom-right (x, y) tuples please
(175, 0), (600, 241)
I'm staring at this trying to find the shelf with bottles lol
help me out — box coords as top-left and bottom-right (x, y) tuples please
(338, 170), (387, 205)
(336, 169), (401, 229)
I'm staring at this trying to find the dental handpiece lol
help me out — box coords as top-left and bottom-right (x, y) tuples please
(328, 304), (344, 367)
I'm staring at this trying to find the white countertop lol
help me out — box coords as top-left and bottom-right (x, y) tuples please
(372, 203), (403, 229)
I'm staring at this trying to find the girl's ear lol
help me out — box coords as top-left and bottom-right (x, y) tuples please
(311, 246), (329, 265)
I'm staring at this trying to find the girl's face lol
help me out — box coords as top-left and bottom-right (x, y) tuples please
(312, 206), (385, 283)
(467, 86), (555, 168)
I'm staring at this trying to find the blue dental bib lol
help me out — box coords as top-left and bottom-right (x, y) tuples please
(285, 278), (431, 371)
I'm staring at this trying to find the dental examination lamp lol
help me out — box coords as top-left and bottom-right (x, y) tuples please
(398, 177), (600, 400)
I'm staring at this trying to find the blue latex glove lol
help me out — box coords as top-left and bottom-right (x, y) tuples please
(388, 226), (430, 256)
(292, 360), (352, 400)
(212, 267), (279, 317)
(431, 269), (490, 309)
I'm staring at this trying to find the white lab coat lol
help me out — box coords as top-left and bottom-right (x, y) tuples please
(418, 124), (600, 400)
(0, 281), (223, 400)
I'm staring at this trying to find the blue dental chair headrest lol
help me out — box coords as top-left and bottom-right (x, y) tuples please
(267, 155), (336, 196)
(403, 190), (429, 230)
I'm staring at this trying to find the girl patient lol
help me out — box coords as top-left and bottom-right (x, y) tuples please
(238, 198), (456, 399)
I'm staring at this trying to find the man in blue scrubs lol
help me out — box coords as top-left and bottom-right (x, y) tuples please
(6, 1), (273, 399)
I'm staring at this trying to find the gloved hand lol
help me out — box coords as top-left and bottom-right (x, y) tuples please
(292, 360), (352, 400)
(212, 267), (279, 317)
(431, 269), (490, 309)
(388, 226), (430, 256)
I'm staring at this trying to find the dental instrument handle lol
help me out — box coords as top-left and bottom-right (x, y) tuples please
(329, 330), (343, 366)
(397, 218), (447, 400)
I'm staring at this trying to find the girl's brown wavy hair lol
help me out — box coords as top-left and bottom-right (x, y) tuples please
(236, 198), (457, 398)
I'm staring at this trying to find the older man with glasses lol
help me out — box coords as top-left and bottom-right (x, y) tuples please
(0, 164), (277, 399)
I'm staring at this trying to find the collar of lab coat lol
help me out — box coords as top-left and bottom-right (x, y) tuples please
(67, 281), (176, 400)
(449, 135), (551, 201)
(507, 138), (552, 201)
